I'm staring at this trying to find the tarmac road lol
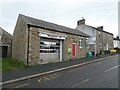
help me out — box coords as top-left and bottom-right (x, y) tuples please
(3, 55), (119, 88)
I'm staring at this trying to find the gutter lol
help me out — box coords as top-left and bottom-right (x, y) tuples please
(27, 24), (89, 38)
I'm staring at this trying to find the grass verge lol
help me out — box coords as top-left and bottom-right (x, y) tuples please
(0, 57), (26, 71)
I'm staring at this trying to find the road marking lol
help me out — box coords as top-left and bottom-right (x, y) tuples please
(105, 65), (120, 72)
(15, 83), (29, 88)
(37, 73), (61, 83)
(72, 79), (89, 88)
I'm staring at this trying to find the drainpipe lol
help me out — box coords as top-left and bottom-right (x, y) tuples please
(102, 32), (104, 54)
(85, 37), (87, 57)
(27, 25), (30, 66)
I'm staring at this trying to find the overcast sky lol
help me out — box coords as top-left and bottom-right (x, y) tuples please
(0, 0), (119, 38)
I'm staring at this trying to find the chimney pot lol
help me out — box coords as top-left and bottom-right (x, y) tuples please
(97, 26), (103, 30)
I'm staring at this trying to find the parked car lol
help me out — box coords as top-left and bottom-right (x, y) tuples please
(110, 49), (116, 55)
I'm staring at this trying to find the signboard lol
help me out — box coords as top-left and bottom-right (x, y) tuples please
(67, 48), (72, 54)
(39, 32), (66, 40)
(72, 43), (76, 56)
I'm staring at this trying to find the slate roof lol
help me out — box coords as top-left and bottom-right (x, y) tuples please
(19, 14), (89, 37)
(86, 25), (113, 35)
(0, 27), (13, 37)
(114, 38), (120, 41)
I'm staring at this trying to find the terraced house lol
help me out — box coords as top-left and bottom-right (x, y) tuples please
(76, 19), (114, 55)
(12, 14), (89, 65)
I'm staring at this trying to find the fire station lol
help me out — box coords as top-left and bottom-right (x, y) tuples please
(12, 14), (89, 65)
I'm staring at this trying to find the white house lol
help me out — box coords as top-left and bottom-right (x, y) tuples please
(76, 18), (114, 55)
(113, 38), (120, 48)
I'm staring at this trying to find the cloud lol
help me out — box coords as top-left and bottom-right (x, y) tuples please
(0, 0), (119, 36)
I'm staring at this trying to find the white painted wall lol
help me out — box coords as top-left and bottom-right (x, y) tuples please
(76, 24), (96, 37)
(114, 40), (120, 48)
(76, 24), (97, 55)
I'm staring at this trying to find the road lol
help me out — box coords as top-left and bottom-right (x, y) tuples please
(2, 55), (119, 88)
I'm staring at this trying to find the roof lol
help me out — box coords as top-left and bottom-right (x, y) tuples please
(0, 27), (13, 37)
(86, 25), (113, 35)
(114, 38), (120, 41)
(19, 14), (89, 37)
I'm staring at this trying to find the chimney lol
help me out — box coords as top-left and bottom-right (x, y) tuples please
(77, 18), (85, 26)
(97, 26), (103, 30)
(116, 36), (119, 39)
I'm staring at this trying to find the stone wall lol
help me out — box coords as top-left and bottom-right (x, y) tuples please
(63, 34), (86, 60)
(96, 30), (114, 53)
(28, 26), (87, 65)
(106, 33), (114, 50)
(86, 44), (94, 52)
(12, 17), (28, 64)
(28, 27), (40, 65)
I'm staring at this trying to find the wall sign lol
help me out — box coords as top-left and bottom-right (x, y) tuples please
(39, 32), (66, 40)
(67, 48), (72, 54)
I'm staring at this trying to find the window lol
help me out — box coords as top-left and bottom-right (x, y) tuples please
(86, 44), (90, 49)
(100, 43), (102, 48)
(79, 39), (83, 48)
(40, 41), (60, 53)
(99, 32), (101, 37)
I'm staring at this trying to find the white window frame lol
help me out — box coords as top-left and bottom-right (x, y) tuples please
(79, 39), (83, 48)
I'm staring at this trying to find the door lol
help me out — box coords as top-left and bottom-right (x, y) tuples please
(72, 43), (76, 57)
(40, 38), (60, 62)
(0, 46), (8, 57)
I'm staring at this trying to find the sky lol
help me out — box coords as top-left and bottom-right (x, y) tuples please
(0, 0), (119, 38)
(118, 1), (120, 37)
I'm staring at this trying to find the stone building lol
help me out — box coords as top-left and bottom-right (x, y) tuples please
(0, 27), (13, 57)
(76, 19), (114, 55)
(12, 14), (89, 65)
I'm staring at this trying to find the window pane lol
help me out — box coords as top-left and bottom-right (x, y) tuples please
(40, 40), (60, 53)
(79, 39), (83, 48)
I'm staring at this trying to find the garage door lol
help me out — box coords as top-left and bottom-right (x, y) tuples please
(40, 38), (60, 62)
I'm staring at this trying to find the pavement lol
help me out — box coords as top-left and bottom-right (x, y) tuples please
(2, 54), (119, 88)
(2, 54), (117, 85)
